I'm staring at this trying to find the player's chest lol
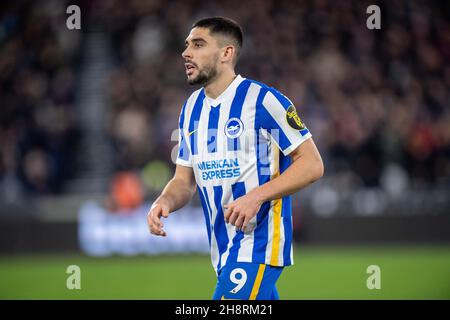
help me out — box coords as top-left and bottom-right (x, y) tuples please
(187, 102), (257, 158)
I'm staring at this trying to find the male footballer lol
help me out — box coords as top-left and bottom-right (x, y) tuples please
(147, 17), (324, 300)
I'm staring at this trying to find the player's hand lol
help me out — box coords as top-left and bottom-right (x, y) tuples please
(147, 196), (171, 237)
(224, 190), (263, 232)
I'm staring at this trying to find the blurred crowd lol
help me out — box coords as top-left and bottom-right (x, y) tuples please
(1, 0), (449, 202)
(102, 0), (450, 192)
(0, 1), (82, 199)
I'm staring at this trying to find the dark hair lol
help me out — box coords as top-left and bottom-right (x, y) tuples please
(192, 17), (243, 62)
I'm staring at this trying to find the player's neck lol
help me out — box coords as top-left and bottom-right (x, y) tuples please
(204, 70), (237, 100)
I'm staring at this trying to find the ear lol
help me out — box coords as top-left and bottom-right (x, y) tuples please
(221, 45), (235, 64)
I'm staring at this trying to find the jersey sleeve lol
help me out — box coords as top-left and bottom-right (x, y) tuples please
(257, 88), (312, 156)
(175, 102), (193, 167)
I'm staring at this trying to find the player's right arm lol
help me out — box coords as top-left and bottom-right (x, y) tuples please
(147, 164), (196, 236)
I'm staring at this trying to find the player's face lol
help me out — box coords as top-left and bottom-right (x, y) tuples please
(182, 27), (221, 86)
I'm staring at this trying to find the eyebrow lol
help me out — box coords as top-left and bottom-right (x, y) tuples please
(185, 37), (208, 45)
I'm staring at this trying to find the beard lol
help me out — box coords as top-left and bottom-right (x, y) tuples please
(187, 55), (219, 86)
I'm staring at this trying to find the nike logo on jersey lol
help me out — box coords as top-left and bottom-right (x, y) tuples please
(188, 129), (198, 137)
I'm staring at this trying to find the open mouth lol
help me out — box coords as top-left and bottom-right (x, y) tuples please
(185, 63), (196, 75)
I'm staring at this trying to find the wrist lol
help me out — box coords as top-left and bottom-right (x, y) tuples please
(155, 194), (172, 211)
(250, 187), (267, 206)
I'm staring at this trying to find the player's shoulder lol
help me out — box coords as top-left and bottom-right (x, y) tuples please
(246, 78), (289, 98)
(245, 78), (292, 107)
(182, 87), (205, 114)
(187, 87), (205, 101)
(245, 78), (272, 92)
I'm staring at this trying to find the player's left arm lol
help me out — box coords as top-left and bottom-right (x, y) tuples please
(225, 86), (324, 231)
(224, 138), (323, 231)
(256, 137), (323, 199)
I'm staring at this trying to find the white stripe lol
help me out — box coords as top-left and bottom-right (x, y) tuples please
(278, 214), (286, 265)
(220, 225), (235, 268)
(264, 207), (274, 265)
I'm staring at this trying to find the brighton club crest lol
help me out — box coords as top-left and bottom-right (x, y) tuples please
(224, 117), (244, 139)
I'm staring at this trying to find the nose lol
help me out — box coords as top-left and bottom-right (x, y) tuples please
(182, 46), (192, 60)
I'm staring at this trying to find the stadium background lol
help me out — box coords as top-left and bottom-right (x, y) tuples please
(0, 0), (449, 299)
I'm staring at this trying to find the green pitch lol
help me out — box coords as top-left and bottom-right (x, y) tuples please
(0, 245), (449, 299)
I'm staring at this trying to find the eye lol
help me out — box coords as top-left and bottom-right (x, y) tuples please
(194, 43), (202, 48)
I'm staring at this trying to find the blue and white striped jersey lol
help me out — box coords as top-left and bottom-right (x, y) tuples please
(176, 75), (312, 273)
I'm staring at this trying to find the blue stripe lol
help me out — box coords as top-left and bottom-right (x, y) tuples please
(227, 80), (251, 151)
(252, 202), (271, 263)
(179, 100), (187, 128)
(178, 134), (189, 160)
(259, 107), (293, 151)
(279, 152), (292, 220)
(280, 152), (293, 264)
(207, 105), (220, 153)
(225, 182), (247, 264)
(197, 185), (211, 246)
(203, 187), (213, 223)
(252, 86), (271, 263)
(227, 133), (240, 151)
(213, 185), (229, 271)
(267, 87), (292, 109)
(188, 90), (206, 155)
(178, 101), (190, 161)
(300, 128), (310, 136)
(254, 87), (271, 185)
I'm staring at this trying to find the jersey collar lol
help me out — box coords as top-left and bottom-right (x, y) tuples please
(204, 74), (245, 107)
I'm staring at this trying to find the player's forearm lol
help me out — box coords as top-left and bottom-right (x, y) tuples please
(254, 154), (324, 203)
(157, 178), (196, 213)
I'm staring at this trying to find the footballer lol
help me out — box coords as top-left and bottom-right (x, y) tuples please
(147, 17), (324, 300)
